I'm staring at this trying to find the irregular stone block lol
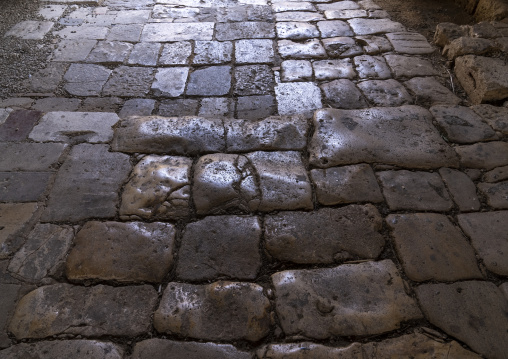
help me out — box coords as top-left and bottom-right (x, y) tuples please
(309, 106), (458, 168)
(63, 64), (111, 96)
(234, 39), (274, 64)
(9, 284), (157, 339)
(193, 41), (233, 64)
(275, 82), (322, 118)
(276, 11), (324, 22)
(311, 164), (383, 204)
(434, 22), (470, 47)
(276, 22), (320, 39)
(151, 68), (189, 97)
(177, 216), (261, 280)
(324, 9), (368, 19)
(317, 20), (353, 37)
(404, 77), (461, 106)
(38, 5), (67, 20)
(483, 165), (508, 182)
(321, 79), (368, 109)
(66, 221), (175, 282)
(265, 205), (384, 263)
(187, 66), (232, 96)
(32, 98), (81, 112)
(131, 339), (251, 359)
(348, 18), (405, 35)
(256, 342), (362, 358)
(4, 21), (53, 40)
(0, 340), (124, 359)
(455, 55), (508, 104)
(128, 42), (160, 66)
(106, 24), (142, 42)
(215, 22), (274, 40)
(119, 99), (155, 118)
(317, 1), (360, 11)
(0, 283), (20, 347)
(455, 141), (508, 169)
(478, 181), (508, 208)
(0, 172), (51, 202)
(86, 41), (133, 64)
(154, 282), (270, 341)
(272, 260), (422, 338)
(234, 65), (274, 95)
(158, 99), (198, 116)
(42, 144), (131, 222)
(356, 35), (392, 54)
(236, 95), (276, 120)
(281, 60), (312, 81)
(112, 116), (225, 154)
(278, 39), (326, 59)
(29, 111), (118, 143)
(475, 0), (508, 21)
(114, 9), (151, 24)
(322, 36), (362, 57)
(416, 281), (508, 359)
(102, 66), (154, 97)
(29, 63), (68, 92)
(386, 32), (434, 54)
(471, 104), (508, 134)
(0, 203), (38, 259)
(443, 37), (495, 60)
(313, 59), (355, 80)
(120, 155), (192, 220)
(439, 168), (480, 211)
(199, 98), (233, 118)
(52, 39), (97, 62)
(0, 143), (66, 171)
(353, 55), (391, 79)
(159, 42), (192, 65)
(358, 79), (413, 107)
(384, 54), (438, 78)
(0, 110), (42, 142)
(272, 1), (315, 12)
(141, 23), (214, 41)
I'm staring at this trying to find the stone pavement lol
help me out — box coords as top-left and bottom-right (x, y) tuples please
(1, 0), (508, 358)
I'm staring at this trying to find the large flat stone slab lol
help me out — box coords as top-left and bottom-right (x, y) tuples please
(0, 203), (38, 259)
(348, 18), (405, 35)
(141, 23), (214, 41)
(0, 172), (52, 202)
(308, 106), (458, 168)
(4, 21), (54, 40)
(0, 340), (124, 359)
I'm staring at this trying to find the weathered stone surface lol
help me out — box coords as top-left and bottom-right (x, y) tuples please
(416, 281), (508, 359)
(439, 168), (480, 211)
(236, 95), (276, 120)
(478, 181), (508, 208)
(387, 213), (482, 282)
(265, 205), (384, 263)
(38, 5), (67, 20)
(112, 116), (225, 154)
(119, 98), (155, 118)
(325, 9), (368, 19)
(455, 55), (508, 104)
(273, 260), (422, 338)
(384, 54), (438, 78)
(0, 283), (20, 347)
(0, 108), (12, 125)
(159, 42), (192, 65)
(354, 55), (391, 79)
(131, 339), (251, 359)
(215, 22), (274, 40)
(278, 39), (325, 59)
(348, 18), (405, 35)
(193, 41), (233, 64)
(0, 172), (51, 202)
(0, 340), (124, 359)
(475, 0), (508, 20)
(434, 22), (470, 47)
(29, 111), (118, 143)
(276, 11), (323, 22)
(235, 65), (274, 95)
(309, 106), (458, 168)
(154, 282), (270, 341)
(443, 36), (495, 60)
(107, 24), (142, 42)
(0, 203), (38, 259)
(32, 98), (81, 112)
(471, 104), (508, 134)
(386, 32), (434, 54)
(114, 9), (151, 24)
(281, 60), (312, 81)
(177, 216), (261, 280)
(484, 165), (508, 182)
(378, 170), (453, 211)
(430, 105), (497, 143)
(42, 144), (131, 222)
(63, 64), (111, 96)
(128, 42), (160, 66)
(66, 221), (175, 283)
(0, 110), (42, 142)
(276, 22), (320, 39)
(199, 98), (233, 118)
(226, 115), (307, 152)
(275, 82), (322, 117)
(311, 164), (383, 204)
(313, 59), (355, 80)
(256, 342), (363, 358)
(142, 23), (214, 41)
(317, 20), (353, 37)
(120, 155), (191, 220)
(322, 36), (362, 57)
(8, 224), (74, 283)
(0, 143), (66, 171)
(10, 284), (157, 339)
(317, 1), (360, 11)
(273, 1), (315, 12)
(405, 77), (462, 106)
(356, 35), (392, 54)
(151, 68), (189, 97)
(458, 211), (508, 275)
(247, 151), (313, 211)
(102, 66), (154, 97)
(187, 66), (232, 96)
(455, 141), (508, 169)
(158, 99), (198, 116)
(358, 79), (413, 106)
(236, 39), (275, 63)
(321, 79), (368, 109)
(52, 39), (97, 62)
(4, 21), (53, 40)
(29, 63), (68, 92)
(86, 41), (133, 64)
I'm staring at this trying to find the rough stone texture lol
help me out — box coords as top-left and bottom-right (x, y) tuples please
(128, 42), (160, 66)
(455, 55), (508, 104)
(29, 111), (118, 143)
(275, 82), (323, 118)
(313, 59), (355, 80)
(276, 11), (324, 22)
(384, 54), (438, 78)
(0, 143), (66, 171)
(102, 66), (154, 97)
(79, 97), (123, 112)
(478, 181), (508, 208)
(416, 281), (508, 359)
(321, 79), (369, 109)
(0, 340), (124, 359)
(354, 55), (391, 79)
(434, 22), (470, 47)
(455, 141), (508, 169)
(236, 95), (276, 120)
(0, 110), (42, 142)
(193, 41), (233, 64)
(0, 172), (52, 202)
(484, 165), (508, 183)
(234, 65), (274, 95)
(256, 342), (363, 358)
(317, 20), (353, 37)
(471, 104), (508, 134)
(458, 211), (508, 276)
(439, 168), (480, 211)
(120, 155), (192, 220)
(309, 106), (458, 169)
(159, 42), (192, 65)
(86, 41), (133, 64)
(141, 23), (214, 41)
(63, 64), (111, 96)
(112, 116), (225, 155)
(215, 22), (275, 41)
(176, 216), (261, 280)
(386, 32), (434, 54)
(0, 203), (38, 259)
(443, 37), (495, 60)
(130, 339), (251, 359)
(356, 35), (392, 54)
(386, 213), (482, 282)
(119, 99), (155, 118)
(154, 282), (271, 341)
(199, 98), (233, 118)
(311, 164), (383, 204)
(66, 221), (175, 282)
(51, 39), (97, 62)
(265, 205), (385, 263)
(348, 18), (405, 35)
(235, 39), (275, 63)
(358, 79), (413, 107)
(321, 36), (362, 57)
(4, 20), (54, 40)
(278, 39), (326, 59)
(378, 170), (453, 211)
(430, 105), (497, 144)
(272, 260), (422, 338)
(9, 284), (157, 339)
(404, 77), (462, 106)
(475, 0), (508, 20)
(42, 144), (131, 222)
(187, 66), (232, 96)
(281, 59), (313, 82)
(276, 22), (320, 39)
(151, 68), (189, 97)
(54, 26), (108, 40)
(158, 99), (198, 116)
(32, 98), (82, 112)
(8, 224), (74, 283)
(0, 284), (21, 348)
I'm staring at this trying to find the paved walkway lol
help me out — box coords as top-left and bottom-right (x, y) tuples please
(1, 0), (508, 358)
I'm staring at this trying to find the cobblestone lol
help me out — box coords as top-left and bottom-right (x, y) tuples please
(0, 340), (124, 359)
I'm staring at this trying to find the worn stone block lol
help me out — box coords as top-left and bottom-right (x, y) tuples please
(384, 54), (438, 78)
(114, 9), (151, 24)
(321, 79), (369, 109)
(317, 1), (360, 11)
(434, 22), (470, 47)
(106, 24), (142, 42)
(193, 41), (233, 64)
(102, 66), (154, 97)
(151, 68), (189, 97)
(32, 98), (81, 112)
(235, 65), (274, 95)
(0, 110), (42, 142)
(158, 42), (192, 65)
(54, 26), (108, 40)
(484, 165), (508, 182)
(325, 9), (368, 19)
(281, 60), (312, 81)
(29, 63), (68, 92)
(199, 98), (233, 118)
(278, 39), (326, 59)
(478, 181), (508, 208)
(443, 37), (495, 60)
(358, 79), (413, 107)
(119, 99), (155, 118)
(313, 59), (355, 80)
(38, 5), (67, 20)
(471, 104), (508, 134)
(52, 39), (97, 62)
(0, 143), (66, 171)
(404, 77), (462, 106)
(276, 22), (320, 39)
(4, 21), (53, 40)
(455, 141), (508, 169)
(158, 99), (198, 116)
(235, 39), (275, 63)
(0, 203), (38, 259)
(256, 343), (362, 358)
(275, 82), (322, 117)
(322, 37), (362, 57)
(0, 340), (124, 359)
(64, 64), (111, 96)
(348, 18), (405, 35)
(236, 95), (276, 119)
(141, 23), (214, 41)
(439, 168), (480, 211)
(215, 22), (274, 40)
(386, 32), (434, 54)
(317, 20), (353, 37)
(187, 66), (232, 96)
(356, 35), (393, 54)
(0, 172), (51, 202)
(128, 42), (161, 66)
(475, 0), (508, 20)
(354, 55), (391, 79)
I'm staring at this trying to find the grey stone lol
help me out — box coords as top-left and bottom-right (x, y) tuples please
(455, 141), (508, 169)
(0, 172), (51, 202)
(29, 111), (118, 143)
(120, 155), (192, 220)
(235, 39), (275, 63)
(4, 21), (53, 40)
(79, 97), (123, 113)
(151, 67), (189, 97)
(86, 41), (133, 64)
(215, 22), (274, 40)
(52, 39), (97, 62)
(234, 65), (274, 95)
(159, 42), (192, 65)
(119, 99), (155, 118)
(281, 60), (313, 81)
(0, 340), (124, 359)
(64, 64), (111, 96)
(313, 59), (355, 80)
(273, 260), (422, 338)
(354, 55), (391, 79)
(0, 109), (41, 142)
(386, 32), (434, 54)
(194, 41), (233, 64)
(158, 99), (198, 116)
(0, 109), (11, 125)
(272, 1), (315, 12)
(106, 24), (142, 42)
(29, 63), (68, 92)
(187, 66), (231, 96)
(38, 5), (67, 20)
(275, 11), (323, 22)
(484, 165), (508, 183)
(384, 54), (438, 78)
(387, 213), (482, 282)
(325, 9), (368, 19)
(9, 284), (157, 339)
(54, 25), (108, 40)
(42, 144), (131, 222)
(317, 20), (353, 37)
(322, 36), (363, 57)
(154, 282), (270, 341)
(128, 42), (161, 66)
(256, 343), (362, 359)
(0, 203), (38, 259)
(0, 143), (66, 171)
(32, 98), (81, 112)
(317, 1), (360, 11)
(199, 98), (233, 118)
(141, 23), (214, 41)
(130, 339), (251, 359)
(8, 224), (74, 282)
(309, 106), (458, 168)
(66, 221), (175, 282)
(236, 95), (276, 119)
(0, 284), (20, 348)
(0, 98), (34, 109)
(358, 79), (413, 106)
(443, 37), (495, 60)
(278, 39), (326, 59)
(114, 10), (151, 24)
(405, 77), (462, 106)
(311, 164), (383, 205)
(378, 170), (453, 211)
(478, 181), (508, 208)
(348, 18), (405, 35)
(439, 168), (480, 211)
(176, 216), (262, 280)
(102, 66), (154, 97)
(265, 205), (384, 263)
(276, 22), (320, 39)
(356, 35), (392, 54)
(275, 82), (322, 117)
(471, 104), (508, 134)
(321, 79), (369, 109)
(416, 281), (508, 359)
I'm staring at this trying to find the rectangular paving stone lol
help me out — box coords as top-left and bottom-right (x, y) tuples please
(235, 39), (275, 63)
(186, 66), (232, 96)
(235, 64), (274, 95)
(322, 36), (363, 57)
(54, 25), (108, 40)
(272, 260), (422, 338)
(0, 341), (124, 359)
(278, 39), (326, 59)
(64, 64), (111, 96)
(216, 22), (275, 40)
(29, 62), (68, 92)
(0, 110), (42, 142)
(42, 144), (131, 222)
(9, 284), (157, 339)
(324, 9), (368, 19)
(0, 143), (66, 171)
(198, 98), (233, 118)
(38, 5), (67, 20)
(317, 1), (360, 11)
(114, 9), (151, 23)
(236, 95), (275, 119)
(275, 82), (322, 118)
(151, 68), (189, 97)
(32, 98), (82, 113)
(358, 79), (413, 107)
(386, 32), (434, 54)
(159, 42), (192, 65)
(106, 24), (143, 42)
(51, 39), (97, 62)
(141, 23), (214, 41)
(193, 41), (233, 64)
(272, 1), (315, 12)
(102, 66), (154, 97)
(384, 54), (438, 78)
(308, 106), (459, 168)
(478, 181), (508, 209)
(439, 168), (480, 211)
(320, 79), (369, 109)
(276, 11), (324, 22)
(131, 340), (250, 359)
(4, 21), (54, 40)
(128, 42), (161, 66)
(354, 55), (391, 79)
(317, 20), (353, 37)
(348, 18), (405, 35)
(86, 41), (133, 64)
(455, 141), (508, 170)
(276, 22), (320, 39)
(0, 172), (52, 202)
(0, 203), (38, 259)
(404, 77), (461, 106)
(313, 59), (355, 80)
(281, 60), (313, 81)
